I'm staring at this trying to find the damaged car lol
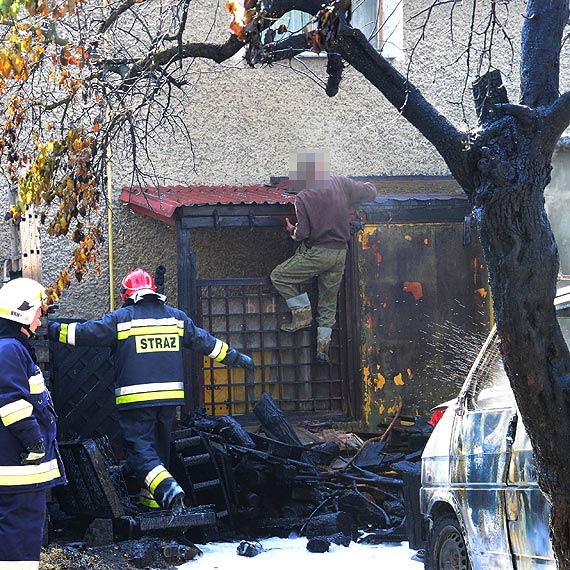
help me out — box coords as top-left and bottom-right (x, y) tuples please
(421, 285), (570, 570)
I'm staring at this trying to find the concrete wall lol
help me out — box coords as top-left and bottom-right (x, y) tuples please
(547, 150), (570, 276)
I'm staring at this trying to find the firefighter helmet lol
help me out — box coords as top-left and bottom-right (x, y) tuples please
(120, 268), (157, 302)
(0, 278), (46, 326)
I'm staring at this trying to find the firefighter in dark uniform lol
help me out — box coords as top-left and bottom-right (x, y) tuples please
(48, 268), (254, 511)
(0, 278), (66, 568)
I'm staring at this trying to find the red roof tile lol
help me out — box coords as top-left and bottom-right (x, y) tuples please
(120, 184), (295, 224)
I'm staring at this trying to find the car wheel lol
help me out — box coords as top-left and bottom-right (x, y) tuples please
(425, 513), (471, 570)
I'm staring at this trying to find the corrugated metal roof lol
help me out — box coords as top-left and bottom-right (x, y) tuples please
(119, 183), (295, 224)
(120, 177), (465, 225)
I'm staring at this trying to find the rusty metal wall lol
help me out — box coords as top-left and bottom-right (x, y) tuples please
(355, 219), (490, 428)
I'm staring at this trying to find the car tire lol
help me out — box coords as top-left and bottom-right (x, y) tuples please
(424, 513), (471, 570)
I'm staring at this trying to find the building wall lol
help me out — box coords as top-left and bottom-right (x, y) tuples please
(10, 0), (548, 318)
(546, 150), (570, 277)
(0, 2), (568, 428)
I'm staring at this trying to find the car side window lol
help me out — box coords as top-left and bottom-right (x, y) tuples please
(468, 336), (516, 410)
(559, 315), (570, 344)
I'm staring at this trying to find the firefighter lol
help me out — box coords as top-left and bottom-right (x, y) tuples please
(0, 278), (66, 568)
(48, 268), (254, 511)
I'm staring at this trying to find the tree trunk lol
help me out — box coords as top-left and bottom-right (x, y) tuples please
(551, 498), (570, 566)
(473, 119), (570, 567)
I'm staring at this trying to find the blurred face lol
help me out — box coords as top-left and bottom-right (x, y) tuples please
(28, 307), (42, 334)
(289, 149), (331, 186)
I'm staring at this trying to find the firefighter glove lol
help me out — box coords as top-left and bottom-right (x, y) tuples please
(20, 439), (46, 465)
(222, 348), (255, 370)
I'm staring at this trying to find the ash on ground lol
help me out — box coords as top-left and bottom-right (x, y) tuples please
(41, 538), (202, 569)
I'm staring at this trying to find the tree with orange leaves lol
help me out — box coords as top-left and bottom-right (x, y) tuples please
(1, 0), (101, 300)
(1, 0), (235, 302)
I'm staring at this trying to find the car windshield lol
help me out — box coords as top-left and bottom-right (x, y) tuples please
(560, 316), (570, 343)
(469, 337), (514, 410)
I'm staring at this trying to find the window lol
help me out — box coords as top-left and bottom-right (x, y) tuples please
(376, 0), (404, 60)
(559, 315), (570, 343)
(272, 0), (404, 60)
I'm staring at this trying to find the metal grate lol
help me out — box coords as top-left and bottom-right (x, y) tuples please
(196, 278), (347, 417)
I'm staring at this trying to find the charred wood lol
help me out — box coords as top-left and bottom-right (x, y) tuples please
(236, 540), (264, 557)
(183, 410), (255, 447)
(306, 532), (351, 553)
(253, 393), (304, 447)
(337, 491), (391, 528)
(216, 416), (256, 447)
(352, 441), (387, 470)
(304, 512), (354, 540)
(391, 460), (422, 475)
(307, 536), (331, 553)
(383, 499), (405, 522)
(308, 441), (340, 466)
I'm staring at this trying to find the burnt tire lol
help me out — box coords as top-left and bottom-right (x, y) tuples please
(424, 514), (471, 570)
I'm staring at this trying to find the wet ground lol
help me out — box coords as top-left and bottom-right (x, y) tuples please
(40, 537), (422, 570)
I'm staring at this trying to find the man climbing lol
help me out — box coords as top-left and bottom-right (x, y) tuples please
(270, 149), (377, 364)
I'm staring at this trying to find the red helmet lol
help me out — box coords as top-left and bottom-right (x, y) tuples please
(120, 268), (156, 302)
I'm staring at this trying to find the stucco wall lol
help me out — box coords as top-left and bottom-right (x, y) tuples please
(547, 150), (570, 276)
(2, 0), (570, 318)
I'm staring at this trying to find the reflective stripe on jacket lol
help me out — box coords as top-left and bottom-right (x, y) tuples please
(0, 338), (66, 493)
(48, 297), (229, 409)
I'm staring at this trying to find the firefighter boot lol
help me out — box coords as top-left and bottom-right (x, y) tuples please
(281, 293), (312, 332)
(170, 493), (186, 513)
(160, 480), (186, 511)
(316, 326), (332, 364)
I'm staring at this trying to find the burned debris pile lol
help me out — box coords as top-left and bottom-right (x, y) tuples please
(52, 393), (431, 558)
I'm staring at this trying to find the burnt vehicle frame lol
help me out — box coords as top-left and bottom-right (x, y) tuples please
(420, 285), (570, 570)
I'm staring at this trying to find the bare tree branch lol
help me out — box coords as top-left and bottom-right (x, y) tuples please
(543, 90), (570, 149)
(117, 35), (244, 89)
(520, 0), (569, 107)
(335, 27), (475, 190)
(99, 0), (138, 35)
(498, 103), (539, 128)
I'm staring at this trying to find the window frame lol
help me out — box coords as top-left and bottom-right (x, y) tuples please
(269, 0), (404, 60)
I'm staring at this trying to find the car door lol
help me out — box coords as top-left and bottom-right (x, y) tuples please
(505, 418), (554, 569)
(504, 311), (570, 569)
(450, 332), (517, 569)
